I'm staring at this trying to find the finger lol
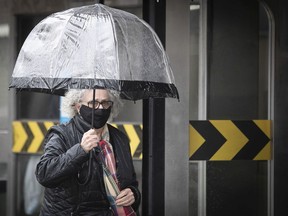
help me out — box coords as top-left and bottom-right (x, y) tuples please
(115, 189), (134, 206)
(86, 134), (101, 143)
(116, 195), (135, 206)
(90, 141), (98, 148)
(82, 131), (94, 142)
(85, 129), (96, 135)
(81, 139), (98, 152)
(116, 189), (128, 199)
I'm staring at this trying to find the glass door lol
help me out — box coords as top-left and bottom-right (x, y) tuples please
(189, 1), (274, 216)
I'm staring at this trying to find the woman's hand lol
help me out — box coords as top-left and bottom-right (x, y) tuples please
(115, 188), (135, 206)
(80, 129), (100, 153)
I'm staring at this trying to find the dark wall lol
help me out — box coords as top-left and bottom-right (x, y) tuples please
(206, 1), (267, 216)
(207, 0), (259, 119)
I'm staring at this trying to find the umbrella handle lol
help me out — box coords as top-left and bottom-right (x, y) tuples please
(77, 88), (95, 185)
(91, 88), (96, 129)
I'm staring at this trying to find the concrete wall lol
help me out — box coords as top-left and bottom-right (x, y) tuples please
(165, 0), (190, 215)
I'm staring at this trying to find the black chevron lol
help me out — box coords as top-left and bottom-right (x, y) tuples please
(21, 122), (34, 152)
(38, 122), (49, 153)
(133, 125), (143, 158)
(232, 121), (270, 160)
(190, 121), (226, 160)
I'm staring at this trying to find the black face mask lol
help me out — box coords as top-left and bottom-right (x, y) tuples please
(79, 105), (111, 129)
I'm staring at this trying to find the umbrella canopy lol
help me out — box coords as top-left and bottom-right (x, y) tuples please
(9, 3), (179, 100)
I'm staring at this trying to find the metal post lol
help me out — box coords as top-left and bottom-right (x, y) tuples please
(142, 0), (166, 215)
(198, 1), (208, 216)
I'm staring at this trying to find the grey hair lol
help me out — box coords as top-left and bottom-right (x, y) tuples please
(60, 89), (123, 119)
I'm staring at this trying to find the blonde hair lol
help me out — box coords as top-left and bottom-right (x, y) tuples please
(60, 89), (123, 119)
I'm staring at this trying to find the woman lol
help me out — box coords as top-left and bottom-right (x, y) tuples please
(36, 89), (141, 216)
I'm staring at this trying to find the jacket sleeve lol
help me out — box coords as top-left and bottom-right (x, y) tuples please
(35, 129), (89, 188)
(125, 156), (141, 212)
(127, 184), (141, 212)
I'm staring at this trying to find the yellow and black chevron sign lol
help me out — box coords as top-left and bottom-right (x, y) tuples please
(111, 124), (143, 159)
(13, 121), (56, 154)
(189, 120), (271, 160)
(12, 121), (143, 158)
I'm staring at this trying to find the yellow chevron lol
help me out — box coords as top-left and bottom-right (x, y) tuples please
(254, 142), (271, 160)
(139, 124), (143, 159)
(44, 121), (55, 131)
(110, 123), (142, 158)
(111, 124), (118, 129)
(210, 120), (248, 160)
(27, 121), (44, 153)
(253, 120), (271, 160)
(123, 124), (140, 156)
(189, 124), (205, 157)
(12, 121), (28, 153)
(13, 121), (143, 156)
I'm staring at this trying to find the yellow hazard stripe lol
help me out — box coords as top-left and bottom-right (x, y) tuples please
(123, 124), (140, 156)
(189, 124), (205, 157)
(12, 121), (56, 154)
(253, 120), (272, 160)
(44, 121), (55, 131)
(139, 124), (143, 159)
(253, 142), (271, 160)
(12, 121), (143, 158)
(12, 121), (28, 153)
(210, 120), (248, 160)
(27, 121), (44, 153)
(189, 120), (272, 160)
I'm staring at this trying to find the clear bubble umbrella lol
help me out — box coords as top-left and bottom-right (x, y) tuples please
(9, 3), (178, 101)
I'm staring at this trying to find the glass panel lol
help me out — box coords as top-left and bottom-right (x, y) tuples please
(259, 2), (270, 118)
(189, 1), (201, 216)
(205, 1), (269, 216)
(189, 2), (200, 120)
(189, 0), (272, 216)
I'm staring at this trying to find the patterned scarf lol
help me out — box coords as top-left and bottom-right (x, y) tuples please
(99, 126), (136, 216)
